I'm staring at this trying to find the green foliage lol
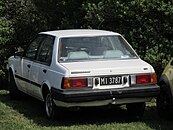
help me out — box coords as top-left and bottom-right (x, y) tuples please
(83, 0), (173, 75)
(0, 0), (14, 79)
(0, 0), (173, 81)
(6, 0), (47, 48)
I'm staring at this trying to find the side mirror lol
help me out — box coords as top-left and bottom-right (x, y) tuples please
(14, 47), (24, 58)
(14, 51), (24, 58)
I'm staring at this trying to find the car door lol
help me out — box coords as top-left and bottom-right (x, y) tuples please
(18, 35), (44, 94)
(29, 35), (55, 100)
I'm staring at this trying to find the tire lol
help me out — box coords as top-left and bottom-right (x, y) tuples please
(156, 84), (173, 119)
(8, 71), (21, 100)
(45, 91), (61, 120)
(126, 102), (145, 117)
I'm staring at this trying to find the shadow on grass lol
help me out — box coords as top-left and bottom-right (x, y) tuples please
(0, 90), (173, 129)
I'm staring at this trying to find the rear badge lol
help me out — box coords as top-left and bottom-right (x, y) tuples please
(71, 71), (91, 74)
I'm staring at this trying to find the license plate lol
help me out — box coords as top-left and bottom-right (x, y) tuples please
(100, 76), (122, 85)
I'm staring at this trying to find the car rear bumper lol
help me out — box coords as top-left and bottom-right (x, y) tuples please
(51, 85), (160, 103)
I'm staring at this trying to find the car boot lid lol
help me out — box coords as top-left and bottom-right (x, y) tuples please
(60, 59), (154, 77)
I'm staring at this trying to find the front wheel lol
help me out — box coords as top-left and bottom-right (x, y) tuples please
(156, 84), (173, 119)
(126, 102), (145, 117)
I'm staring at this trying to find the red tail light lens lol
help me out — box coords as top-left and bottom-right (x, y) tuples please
(136, 74), (150, 84)
(71, 78), (87, 87)
(63, 78), (88, 88)
(136, 73), (157, 84)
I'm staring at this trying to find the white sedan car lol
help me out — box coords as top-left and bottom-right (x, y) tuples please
(7, 29), (160, 119)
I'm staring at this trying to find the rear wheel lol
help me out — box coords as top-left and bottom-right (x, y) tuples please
(45, 91), (61, 120)
(8, 71), (21, 100)
(126, 102), (145, 117)
(157, 84), (173, 119)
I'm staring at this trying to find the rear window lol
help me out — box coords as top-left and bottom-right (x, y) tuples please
(59, 35), (138, 62)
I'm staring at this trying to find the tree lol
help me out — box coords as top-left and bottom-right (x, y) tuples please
(82, 0), (173, 75)
(0, 0), (14, 81)
(0, 0), (173, 83)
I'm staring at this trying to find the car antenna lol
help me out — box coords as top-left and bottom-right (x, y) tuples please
(97, 19), (104, 29)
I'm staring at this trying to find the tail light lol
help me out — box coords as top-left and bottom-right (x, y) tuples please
(136, 74), (150, 84)
(131, 73), (157, 85)
(62, 77), (92, 89)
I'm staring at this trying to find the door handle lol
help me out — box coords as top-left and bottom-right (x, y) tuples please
(27, 64), (31, 68)
(43, 69), (47, 73)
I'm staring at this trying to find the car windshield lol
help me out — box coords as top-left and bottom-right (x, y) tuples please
(59, 35), (138, 62)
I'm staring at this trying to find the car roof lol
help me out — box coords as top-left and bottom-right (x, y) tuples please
(39, 29), (121, 38)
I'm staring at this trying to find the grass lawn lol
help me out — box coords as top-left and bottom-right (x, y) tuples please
(0, 90), (172, 130)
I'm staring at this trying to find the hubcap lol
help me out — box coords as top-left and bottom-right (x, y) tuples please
(46, 93), (53, 117)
